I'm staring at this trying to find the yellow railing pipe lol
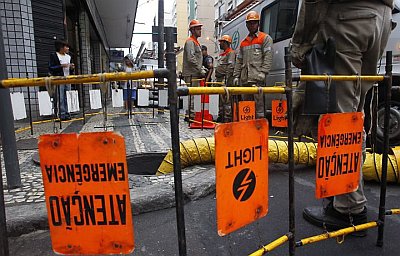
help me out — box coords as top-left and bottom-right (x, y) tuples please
(386, 209), (400, 215)
(0, 69), (168, 88)
(294, 75), (385, 82)
(296, 222), (378, 247)
(177, 87), (286, 96)
(248, 234), (290, 256)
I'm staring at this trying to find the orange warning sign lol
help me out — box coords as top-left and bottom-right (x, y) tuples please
(38, 132), (134, 255)
(272, 99), (288, 127)
(215, 119), (269, 236)
(316, 112), (363, 199)
(233, 101), (256, 122)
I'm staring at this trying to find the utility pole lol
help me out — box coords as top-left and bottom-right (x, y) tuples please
(157, 0), (165, 114)
(0, 14), (21, 189)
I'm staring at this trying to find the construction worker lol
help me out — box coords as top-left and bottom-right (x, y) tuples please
(215, 35), (235, 122)
(233, 10), (273, 119)
(182, 19), (206, 120)
(291, 0), (393, 236)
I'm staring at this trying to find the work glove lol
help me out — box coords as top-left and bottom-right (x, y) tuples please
(290, 43), (312, 69)
(233, 78), (239, 87)
(201, 67), (207, 77)
(257, 73), (266, 83)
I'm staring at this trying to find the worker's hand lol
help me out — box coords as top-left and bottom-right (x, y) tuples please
(201, 67), (207, 77)
(233, 78), (239, 87)
(290, 43), (312, 69)
(257, 73), (266, 82)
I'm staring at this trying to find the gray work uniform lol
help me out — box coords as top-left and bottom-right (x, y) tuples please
(233, 31), (273, 118)
(182, 36), (203, 115)
(293, 0), (393, 214)
(182, 36), (203, 85)
(215, 47), (236, 121)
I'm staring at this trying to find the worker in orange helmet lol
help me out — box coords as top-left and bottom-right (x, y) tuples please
(215, 34), (236, 122)
(233, 10), (273, 119)
(182, 19), (206, 121)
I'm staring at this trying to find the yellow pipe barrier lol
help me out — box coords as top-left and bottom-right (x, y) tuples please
(0, 69), (168, 88)
(248, 234), (290, 256)
(295, 75), (385, 82)
(387, 209), (400, 215)
(297, 222), (378, 247)
(178, 87), (286, 96)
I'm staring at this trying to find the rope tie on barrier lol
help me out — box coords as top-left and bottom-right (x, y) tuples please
(356, 74), (362, 94)
(258, 86), (263, 97)
(222, 86), (230, 103)
(44, 76), (51, 88)
(336, 235), (345, 244)
(99, 73), (106, 84)
(324, 74), (332, 112)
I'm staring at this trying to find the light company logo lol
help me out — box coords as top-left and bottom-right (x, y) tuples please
(232, 168), (256, 202)
(232, 31), (240, 50)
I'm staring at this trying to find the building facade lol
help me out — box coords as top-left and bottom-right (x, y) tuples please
(172, 0), (215, 74)
(0, 0), (136, 118)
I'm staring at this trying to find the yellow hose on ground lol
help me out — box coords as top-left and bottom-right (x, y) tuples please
(157, 137), (317, 175)
(157, 137), (400, 184)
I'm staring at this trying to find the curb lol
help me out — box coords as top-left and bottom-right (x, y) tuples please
(5, 166), (216, 237)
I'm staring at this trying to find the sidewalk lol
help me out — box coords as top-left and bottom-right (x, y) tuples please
(2, 107), (215, 236)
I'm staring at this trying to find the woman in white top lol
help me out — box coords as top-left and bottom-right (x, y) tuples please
(49, 40), (75, 120)
(122, 54), (135, 109)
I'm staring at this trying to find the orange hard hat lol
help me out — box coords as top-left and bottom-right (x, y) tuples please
(246, 11), (260, 21)
(218, 35), (232, 44)
(189, 19), (203, 29)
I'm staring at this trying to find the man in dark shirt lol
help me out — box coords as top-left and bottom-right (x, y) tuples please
(201, 45), (214, 83)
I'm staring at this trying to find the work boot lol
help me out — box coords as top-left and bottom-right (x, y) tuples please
(303, 202), (368, 237)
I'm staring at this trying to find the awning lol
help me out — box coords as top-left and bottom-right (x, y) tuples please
(93, 0), (138, 48)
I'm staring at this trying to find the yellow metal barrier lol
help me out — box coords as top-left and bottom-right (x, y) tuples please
(0, 69), (168, 88)
(249, 234), (290, 256)
(387, 209), (400, 215)
(177, 86), (286, 96)
(294, 75), (385, 82)
(297, 222), (378, 247)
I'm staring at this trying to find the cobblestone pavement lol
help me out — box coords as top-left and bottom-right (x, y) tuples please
(1, 107), (214, 207)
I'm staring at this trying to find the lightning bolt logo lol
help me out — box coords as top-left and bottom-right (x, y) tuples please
(233, 168), (256, 202)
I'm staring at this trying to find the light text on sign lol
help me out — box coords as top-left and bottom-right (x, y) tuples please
(225, 146), (262, 169)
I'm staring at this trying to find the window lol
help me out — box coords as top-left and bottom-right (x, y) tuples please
(219, 3), (225, 19)
(260, 0), (298, 42)
(228, 1), (233, 12)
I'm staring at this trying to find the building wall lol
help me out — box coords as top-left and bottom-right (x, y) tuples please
(196, 0), (216, 56)
(31, 0), (65, 78)
(173, 0), (188, 73)
(0, 0), (37, 79)
(0, 0), (39, 117)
